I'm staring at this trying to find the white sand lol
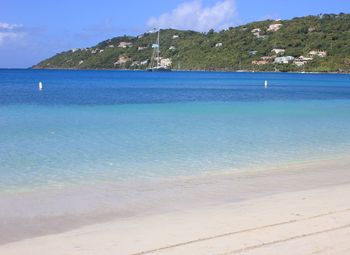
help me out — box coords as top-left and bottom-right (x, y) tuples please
(1, 158), (350, 254)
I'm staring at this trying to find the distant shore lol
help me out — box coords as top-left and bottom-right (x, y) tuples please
(29, 67), (350, 74)
(33, 14), (350, 75)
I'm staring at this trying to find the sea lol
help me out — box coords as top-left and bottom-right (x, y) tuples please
(1, 69), (350, 193)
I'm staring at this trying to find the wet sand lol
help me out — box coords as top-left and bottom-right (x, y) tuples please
(0, 156), (350, 254)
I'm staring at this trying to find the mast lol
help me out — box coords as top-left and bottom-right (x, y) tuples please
(147, 28), (170, 71)
(157, 29), (160, 67)
(148, 28), (160, 69)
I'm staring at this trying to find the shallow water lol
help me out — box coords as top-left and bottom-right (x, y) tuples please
(1, 69), (350, 192)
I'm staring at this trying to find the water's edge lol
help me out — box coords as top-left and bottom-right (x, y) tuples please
(1, 155), (350, 245)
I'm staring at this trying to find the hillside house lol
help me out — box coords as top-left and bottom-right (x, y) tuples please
(293, 56), (313, 66)
(138, 46), (147, 51)
(160, 58), (172, 67)
(271, 48), (286, 55)
(118, 42), (133, 48)
(114, 55), (130, 66)
(275, 56), (295, 64)
(267, 23), (282, 32)
(249, 50), (258, 55)
(309, 50), (327, 57)
(131, 61), (140, 67)
(252, 60), (269, 65)
(251, 28), (261, 37)
(261, 56), (274, 60)
(293, 61), (306, 67)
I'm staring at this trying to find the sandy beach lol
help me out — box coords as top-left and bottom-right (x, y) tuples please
(0, 156), (350, 255)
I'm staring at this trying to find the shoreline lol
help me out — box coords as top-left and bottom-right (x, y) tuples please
(30, 67), (350, 74)
(1, 67), (349, 75)
(2, 151), (349, 194)
(0, 155), (349, 250)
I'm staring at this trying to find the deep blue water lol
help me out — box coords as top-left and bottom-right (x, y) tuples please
(1, 69), (350, 192)
(1, 69), (350, 105)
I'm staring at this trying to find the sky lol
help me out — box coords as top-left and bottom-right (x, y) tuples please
(1, 0), (349, 68)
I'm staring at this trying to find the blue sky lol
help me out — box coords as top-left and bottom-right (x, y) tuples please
(1, 0), (349, 68)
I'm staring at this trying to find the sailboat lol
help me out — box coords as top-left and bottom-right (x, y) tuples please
(147, 29), (171, 72)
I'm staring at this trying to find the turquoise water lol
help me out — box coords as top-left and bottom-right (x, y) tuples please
(1, 70), (350, 192)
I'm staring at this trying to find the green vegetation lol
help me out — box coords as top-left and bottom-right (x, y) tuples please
(34, 13), (350, 73)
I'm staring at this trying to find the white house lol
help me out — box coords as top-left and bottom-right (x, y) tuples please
(114, 55), (130, 66)
(138, 46), (147, 51)
(215, 42), (223, 47)
(261, 56), (274, 60)
(249, 50), (258, 55)
(131, 61), (140, 67)
(298, 56), (313, 61)
(293, 56), (313, 66)
(118, 42), (133, 48)
(293, 61), (306, 67)
(160, 58), (172, 67)
(267, 23), (282, 32)
(275, 56), (295, 64)
(309, 50), (327, 57)
(251, 28), (261, 37)
(271, 48), (286, 55)
(251, 28), (261, 33)
(172, 35), (179, 39)
(169, 46), (176, 50)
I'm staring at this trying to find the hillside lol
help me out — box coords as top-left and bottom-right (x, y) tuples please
(33, 13), (350, 73)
